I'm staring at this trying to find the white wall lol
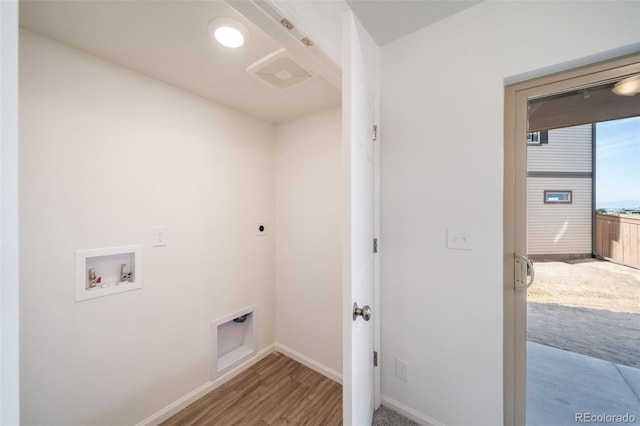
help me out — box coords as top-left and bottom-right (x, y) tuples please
(1, 1), (20, 424)
(380, 1), (640, 425)
(275, 107), (342, 375)
(19, 30), (276, 425)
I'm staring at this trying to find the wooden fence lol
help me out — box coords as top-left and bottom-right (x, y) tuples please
(594, 213), (640, 268)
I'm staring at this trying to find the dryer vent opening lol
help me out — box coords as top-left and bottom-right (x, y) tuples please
(247, 48), (316, 90)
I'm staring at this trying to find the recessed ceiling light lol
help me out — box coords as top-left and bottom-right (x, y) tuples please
(612, 75), (640, 96)
(208, 18), (249, 49)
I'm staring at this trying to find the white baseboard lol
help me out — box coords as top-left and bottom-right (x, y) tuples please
(274, 343), (342, 385)
(136, 344), (276, 426)
(380, 395), (444, 426)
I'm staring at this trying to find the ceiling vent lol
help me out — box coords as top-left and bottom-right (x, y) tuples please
(247, 48), (316, 90)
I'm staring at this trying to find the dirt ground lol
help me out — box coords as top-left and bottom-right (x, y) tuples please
(527, 258), (640, 313)
(526, 258), (640, 367)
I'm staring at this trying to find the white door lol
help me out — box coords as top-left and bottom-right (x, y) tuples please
(342, 10), (380, 426)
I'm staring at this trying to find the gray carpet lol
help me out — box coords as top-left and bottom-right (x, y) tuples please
(373, 405), (419, 425)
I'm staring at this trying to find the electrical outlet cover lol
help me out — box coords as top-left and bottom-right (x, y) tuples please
(153, 226), (167, 247)
(396, 358), (408, 381)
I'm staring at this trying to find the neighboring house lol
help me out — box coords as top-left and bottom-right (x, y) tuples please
(527, 124), (593, 257)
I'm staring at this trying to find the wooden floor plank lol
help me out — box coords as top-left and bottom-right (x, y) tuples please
(284, 379), (342, 426)
(161, 352), (342, 425)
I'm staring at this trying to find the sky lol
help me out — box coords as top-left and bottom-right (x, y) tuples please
(595, 116), (640, 208)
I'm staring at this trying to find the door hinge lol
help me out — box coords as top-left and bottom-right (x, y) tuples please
(280, 18), (295, 30)
(372, 124), (378, 141)
(374, 351), (378, 367)
(373, 238), (378, 253)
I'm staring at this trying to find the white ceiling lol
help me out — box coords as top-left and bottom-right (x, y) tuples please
(19, 1), (341, 124)
(346, 0), (481, 45)
(19, 1), (481, 124)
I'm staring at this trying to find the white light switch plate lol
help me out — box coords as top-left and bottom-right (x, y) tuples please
(447, 228), (472, 251)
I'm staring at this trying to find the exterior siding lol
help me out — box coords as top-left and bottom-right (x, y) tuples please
(527, 125), (592, 172)
(527, 178), (592, 254)
(527, 124), (592, 255)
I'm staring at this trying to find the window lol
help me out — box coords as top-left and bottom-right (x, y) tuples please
(527, 130), (549, 145)
(544, 190), (572, 204)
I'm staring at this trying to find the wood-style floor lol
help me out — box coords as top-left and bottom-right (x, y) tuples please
(162, 352), (342, 425)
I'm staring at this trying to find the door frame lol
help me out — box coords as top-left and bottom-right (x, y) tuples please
(1, 1), (20, 424)
(503, 52), (640, 426)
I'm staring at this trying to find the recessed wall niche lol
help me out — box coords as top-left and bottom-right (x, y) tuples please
(211, 305), (257, 379)
(75, 245), (143, 302)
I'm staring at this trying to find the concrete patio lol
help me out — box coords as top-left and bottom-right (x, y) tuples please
(528, 342), (640, 426)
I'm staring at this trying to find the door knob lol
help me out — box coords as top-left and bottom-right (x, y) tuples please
(353, 302), (372, 321)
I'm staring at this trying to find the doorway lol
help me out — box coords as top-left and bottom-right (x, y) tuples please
(504, 53), (640, 426)
(525, 119), (640, 425)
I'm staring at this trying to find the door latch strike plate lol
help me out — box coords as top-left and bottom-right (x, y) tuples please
(373, 238), (378, 253)
(374, 351), (378, 367)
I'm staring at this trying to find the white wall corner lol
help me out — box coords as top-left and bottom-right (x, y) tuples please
(275, 343), (342, 385)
